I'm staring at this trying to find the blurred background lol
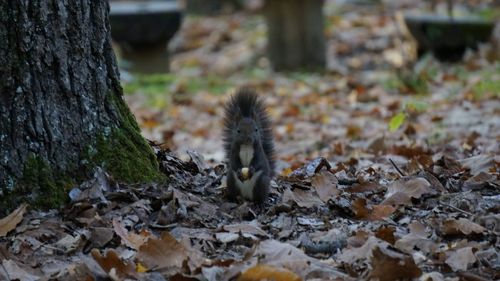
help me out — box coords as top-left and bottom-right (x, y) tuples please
(109, 0), (499, 174)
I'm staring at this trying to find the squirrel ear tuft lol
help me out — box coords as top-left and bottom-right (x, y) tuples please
(235, 108), (242, 122)
(250, 108), (258, 121)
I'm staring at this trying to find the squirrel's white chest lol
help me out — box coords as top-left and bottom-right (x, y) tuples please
(239, 144), (254, 167)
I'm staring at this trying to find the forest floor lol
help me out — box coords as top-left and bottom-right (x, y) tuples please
(1, 1), (499, 280)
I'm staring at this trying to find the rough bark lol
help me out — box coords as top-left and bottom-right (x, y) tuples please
(0, 0), (162, 214)
(264, 0), (326, 71)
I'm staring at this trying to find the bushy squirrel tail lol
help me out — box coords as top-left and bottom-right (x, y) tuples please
(223, 88), (275, 173)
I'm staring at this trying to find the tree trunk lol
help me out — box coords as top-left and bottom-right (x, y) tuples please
(0, 0), (162, 214)
(264, 0), (326, 71)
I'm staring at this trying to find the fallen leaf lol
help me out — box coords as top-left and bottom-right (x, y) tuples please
(445, 247), (477, 272)
(136, 231), (204, 275)
(215, 232), (240, 243)
(289, 157), (331, 178)
(395, 221), (437, 255)
(440, 218), (486, 236)
(91, 249), (137, 279)
(1, 259), (40, 281)
(340, 236), (388, 264)
(136, 262), (148, 273)
(389, 112), (405, 132)
(253, 240), (348, 279)
(54, 234), (82, 253)
(136, 232), (188, 270)
(0, 203), (28, 237)
(282, 188), (323, 208)
(382, 177), (435, 206)
(459, 154), (494, 176)
(223, 221), (268, 237)
(368, 246), (422, 281)
(113, 218), (149, 250)
(311, 170), (339, 202)
(345, 181), (383, 193)
(352, 198), (396, 221)
(51, 262), (94, 280)
(463, 172), (495, 190)
(375, 226), (396, 245)
(89, 227), (115, 248)
(419, 272), (445, 281)
(238, 265), (302, 281)
(347, 230), (370, 248)
(476, 214), (500, 232)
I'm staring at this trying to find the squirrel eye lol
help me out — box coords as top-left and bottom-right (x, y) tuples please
(237, 129), (241, 133)
(255, 128), (258, 132)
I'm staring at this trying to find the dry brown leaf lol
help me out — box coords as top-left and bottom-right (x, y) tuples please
(419, 272), (445, 281)
(237, 265), (302, 281)
(54, 234), (82, 253)
(311, 170), (339, 202)
(395, 221), (437, 255)
(282, 188), (323, 208)
(135, 231), (204, 275)
(392, 145), (430, 158)
(367, 206), (395, 221)
(52, 262), (95, 281)
(255, 240), (312, 272)
(0, 203), (28, 237)
(345, 181), (383, 193)
(375, 226), (396, 245)
(173, 188), (200, 208)
(367, 136), (387, 155)
(352, 198), (395, 221)
(459, 154), (494, 176)
(90, 227), (114, 248)
(340, 236), (388, 264)
(477, 214), (500, 232)
(215, 232), (240, 243)
(441, 218), (486, 236)
(136, 232), (188, 270)
(223, 221), (268, 237)
(347, 230), (370, 248)
(382, 177), (435, 206)
(464, 171), (495, 190)
(253, 240), (348, 279)
(113, 218), (149, 250)
(445, 247), (477, 272)
(1, 259), (40, 281)
(91, 249), (137, 279)
(368, 246), (422, 281)
(288, 157), (331, 178)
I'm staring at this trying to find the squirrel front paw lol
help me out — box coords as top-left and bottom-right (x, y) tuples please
(237, 166), (255, 181)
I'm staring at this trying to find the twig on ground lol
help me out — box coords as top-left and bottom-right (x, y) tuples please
(389, 158), (406, 177)
(439, 202), (474, 217)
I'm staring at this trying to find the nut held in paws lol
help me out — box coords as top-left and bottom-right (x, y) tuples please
(241, 167), (249, 180)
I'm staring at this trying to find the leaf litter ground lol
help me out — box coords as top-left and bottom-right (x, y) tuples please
(1, 0), (499, 280)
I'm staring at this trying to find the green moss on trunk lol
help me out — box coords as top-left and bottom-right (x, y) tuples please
(0, 155), (74, 215)
(0, 92), (164, 216)
(86, 91), (164, 183)
(86, 128), (164, 183)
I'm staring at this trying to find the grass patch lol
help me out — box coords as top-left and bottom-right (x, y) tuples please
(462, 65), (500, 100)
(123, 73), (232, 108)
(472, 79), (500, 100)
(123, 74), (176, 95)
(382, 72), (429, 95)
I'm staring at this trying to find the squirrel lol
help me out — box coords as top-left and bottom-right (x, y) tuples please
(223, 88), (275, 204)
